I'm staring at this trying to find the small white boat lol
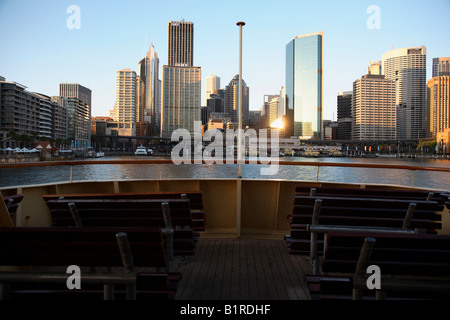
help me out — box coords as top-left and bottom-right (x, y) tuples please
(134, 145), (147, 156)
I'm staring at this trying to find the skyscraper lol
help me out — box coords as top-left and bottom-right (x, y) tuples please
(337, 91), (352, 140)
(433, 57), (450, 77)
(138, 44), (160, 135)
(352, 74), (396, 141)
(285, 31), (323, 139)
(161, 20), (201, 137)
(161, 66), (201, 136)
(427, 76), (450, 137)
(224, 74), (249, 127)
(113, 68), (138, 136)
(167, 20), (194, 67)
(205, 75), (220, 105)
(382, 46), (427, 139)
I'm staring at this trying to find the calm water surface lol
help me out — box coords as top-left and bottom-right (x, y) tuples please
(0, 156), (449, 191)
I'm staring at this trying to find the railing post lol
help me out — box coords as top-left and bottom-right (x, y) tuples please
(353, 237), (376, 300)
(161, 202), (174, 266)
(310, 199), (322, 275)
(68, 202), (83, 227)
(70, 165), (73, 183)
(103, 284), (114, 300)
(316, 166), (320, 182)
(402, 203), (416, 230)
(116, 232), (136, 300)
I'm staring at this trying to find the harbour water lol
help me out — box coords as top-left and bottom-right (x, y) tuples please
(0, 156), (449, 191)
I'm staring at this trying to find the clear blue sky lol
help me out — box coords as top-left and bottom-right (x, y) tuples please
(1, 0), (449, 120)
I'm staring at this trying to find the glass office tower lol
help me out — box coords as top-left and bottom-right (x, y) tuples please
(285, 32), (323, 139)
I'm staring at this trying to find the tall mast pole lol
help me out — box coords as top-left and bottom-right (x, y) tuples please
(237, 21), (245, 178)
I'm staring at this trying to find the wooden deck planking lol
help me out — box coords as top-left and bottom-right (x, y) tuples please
(173, 238), (312, 300)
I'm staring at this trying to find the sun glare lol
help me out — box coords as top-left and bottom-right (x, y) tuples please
(270, 117), (284, 129)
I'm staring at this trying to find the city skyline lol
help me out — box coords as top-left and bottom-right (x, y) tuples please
(1, 0), (449, 122)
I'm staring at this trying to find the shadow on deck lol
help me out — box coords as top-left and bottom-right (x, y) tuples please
(172, 238), (312, 300)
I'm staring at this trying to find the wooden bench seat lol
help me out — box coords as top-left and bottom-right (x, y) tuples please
(305, 232), (450, 300)
(0, 226), (181, 300)
(43, 198), (198, 257)
(6, 273), (182, 300)
(287, 195), (443, 256)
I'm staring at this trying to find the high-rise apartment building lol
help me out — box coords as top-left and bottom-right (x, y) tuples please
(382, 46), (427, 139)
(33, 93), (56, 139)
(52, 96), (90, 147)
(285, 32), (323, 139)
(205, 75), (220, 105)
(49, 96), (68, 140)
(224, 74), (249, 128)
(352, 74), (396, 140)
(161, 20), (201, 137)
(138, 44), (160, 135)
(0, 80), (40, 137)
(337, 91), (352, 140)
(427, 76), (450, 137)
(433, 57), (450, 77)
(59, 83), (92, 144)
(167, 20), (194, 67)
(113, 68), (138, 136)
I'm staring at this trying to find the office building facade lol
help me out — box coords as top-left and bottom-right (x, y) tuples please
(167, 20), (194, 67)
(285, 31), (323, 139)
(59, 83), (92, 108)
(161, 20), (201, 137)
(205, 75), (220, 105)
(224, 74), (249, 128)
(427, 76), (450, 137)
(433, 57), (450, 77)
(352, 74), (396, 141)
(161, 66), (201, 137)
(382, 46), (427, 139)
(337, 91), (352, 140)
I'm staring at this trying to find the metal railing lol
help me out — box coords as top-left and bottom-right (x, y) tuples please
(0, 159), (449, 189)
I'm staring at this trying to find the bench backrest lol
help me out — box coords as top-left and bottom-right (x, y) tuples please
(295, 186), (448, 203)
(43, 191), (204, 210)
(46, 199), (193, 228)
(0, 226), (167, 268)
(293, 195), (444, 211)
(291, 196), (442, 231)
(322, 232), (450, 277)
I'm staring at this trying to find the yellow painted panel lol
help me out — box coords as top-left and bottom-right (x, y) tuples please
(199, 180), (237, 231)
